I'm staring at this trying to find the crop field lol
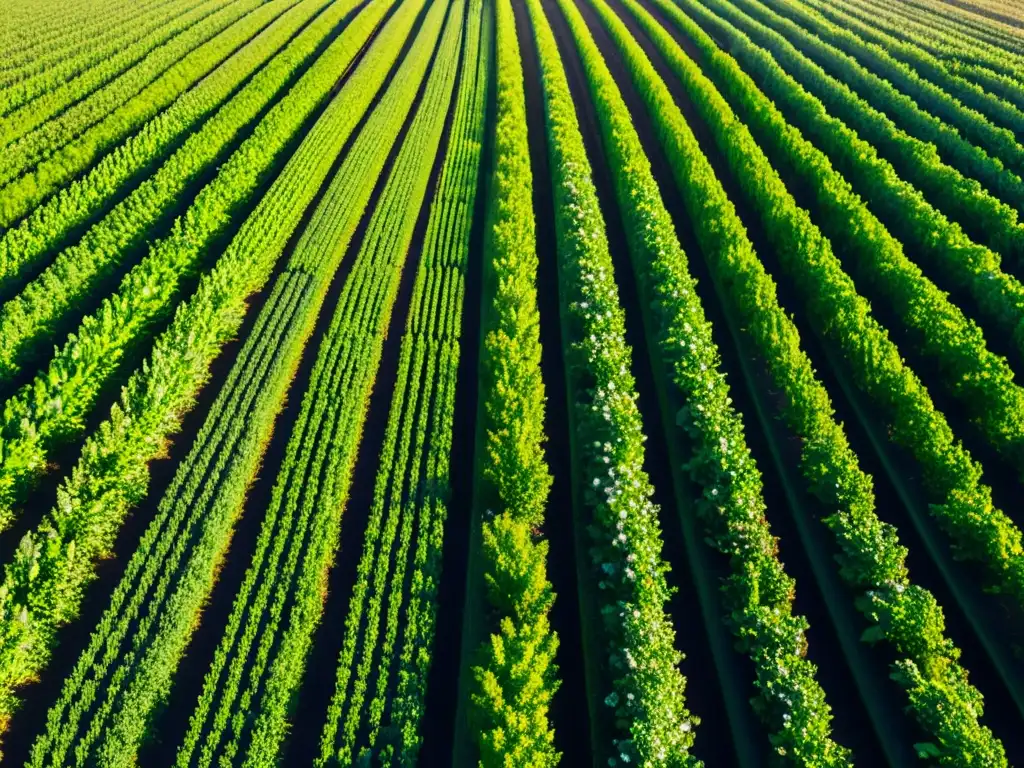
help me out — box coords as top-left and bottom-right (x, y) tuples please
(4, 0), (1024, 764)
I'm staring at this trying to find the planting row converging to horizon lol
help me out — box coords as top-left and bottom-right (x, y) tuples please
(0, 0), (1023, 764)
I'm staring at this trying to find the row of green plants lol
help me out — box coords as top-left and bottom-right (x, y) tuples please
(526, 0), (704, 763)
(879, 0), (1024, 76)
(297, 13), (477, 764)
(694, 0), (1024, 474)
(916, 0), (1024, 53)
(720, 0), (1024, 235)
(718, 0), (1024, 255)
(721, 0), (1024, 265)
(178, 284), (362, 768)
(384, 338), (461, 764)
(827, 0), (1024, 100)
(467, 0), (558, 763)
(952, 0), (1024, 27)
(370, 336), (461, 766)
(25, 272), (313, 768)
(0, 0), (399, 741)
(16, 0), (422, 761)
(565, 0), (854, 762)
(788, 0), (1024, 134)
(0, 0), (353, 376)
(947, 60), (1024, 112)
(0, 0), (329, 290)
(0, 0), (236, 145)
(747, 0), (1024, 178)
(598, 0), (1007, 760)
(0, 0), (368, 531)
(899, 0), (1024, 52)
(379, 8), (490, 759)
(0, 0), (319, 227)
(0, 0), (206, 114)
(175, 3), (462, 764)
(0, 0), (171, 91)
(0, 0), (280, 195)
(811, 0), (1024, 134)
(647, 0), (1024, 611)
(318, 11), (487, 762)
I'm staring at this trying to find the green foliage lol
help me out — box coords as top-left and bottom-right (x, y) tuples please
(0, 0), (368, 532)
(0, 0), (233, 143)
(158, 2), (463, 764)
(660, 0), (1024, 607)
(0, 0), (192, 96)
(0, 0), (395, 742)
(0, 0), (327, 228)
(2, 0), (1019, 762)
(563, 0), (855, 763)
(474, 515), (559, 768)
(479, 0), (552, 531)
(27, 273), (312, 767)
(482, 515), (555, 627)
(0, 0), (283, 200)
(315, 4), (490, 762)
(18, 0), (413, 762)
(693, 0), (1024, 473)
(749, 0), (1024, 176)
(0, 0), (320, 281)
(570, 2), (868, 766)
(469, 0), (558, 763)
(783, 0), (1024, 136)
(717, 0), (1024, 265)
(612, 0), (1008, 760)
(524, 0), (701, 763)
(816, 0), (1024, 108)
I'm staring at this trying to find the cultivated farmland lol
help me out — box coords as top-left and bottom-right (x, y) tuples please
(1, 0), (1024, 764)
